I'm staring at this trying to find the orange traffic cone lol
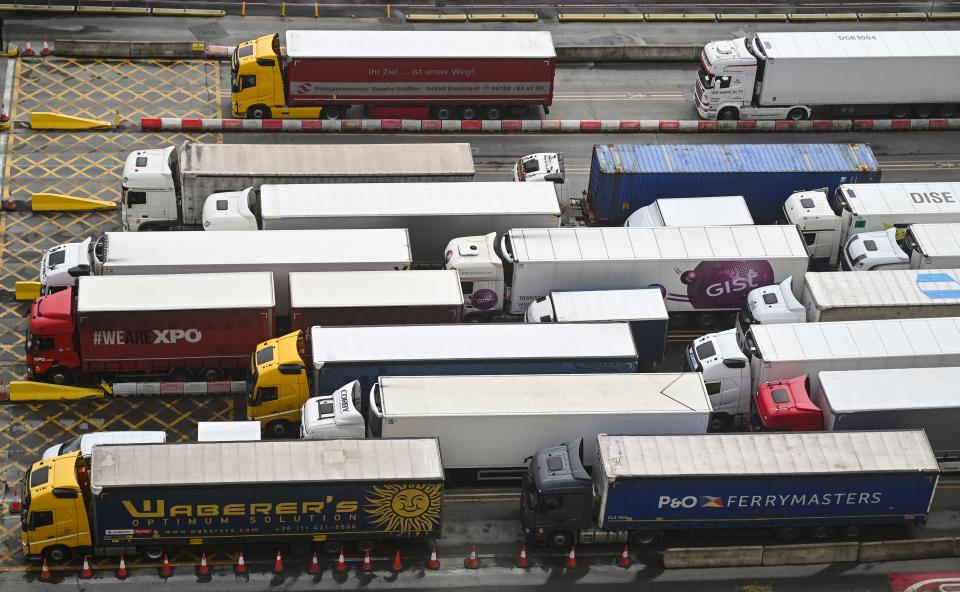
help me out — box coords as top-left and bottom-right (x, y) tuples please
(234, 551), (247, 575)
(0, 103), (8, 125)
(464, 545), (479, 569)
(516, 544), (529, 568)
(565, 545), (577, 569)
(360, 548), (372, 573)
(390, 548), (402, 573)
(617, 544), (632, 568)
(159, 553), (173, 578)
(196, 552), (209, 576)
(116, 554), (129, 579)
(23, 40), (34, 57)
(308, 551), (320, 574)
(8, 489), (21, 513)
(272, 549), (284, 574)
(39, 557), (51, 581)
(79, 555), (93, 579)
(425, 546), (440, 570)
(334, 547), (347, 573)
(41, 38), (50, 57)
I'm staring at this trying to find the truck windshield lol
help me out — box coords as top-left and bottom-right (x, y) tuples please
(829, 187), (848, 216)
(59, 435), (83, 455)
(697, 63), (714, 89)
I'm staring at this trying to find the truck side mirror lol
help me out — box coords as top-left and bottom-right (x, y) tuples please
(278, 363), (302, 375)
(52, 487), (79, 499)
(723, 359), (746, 369)
(67, 264), (91, 278)
(544, 173), (565, 184)
(256, 58), (275, 67)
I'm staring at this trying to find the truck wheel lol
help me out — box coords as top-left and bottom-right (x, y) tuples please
(266, 420), (293, 439)
(775, 527), (801, 542)
(939, 104), (958, 118)
(786, 108), (807, 121)
(167, 367), (192, 382)
(47, 367), (72, 386)
(45, 546), (72, 564)
(484, 106), (503, 120)
(200, 367), (225, 382)
(460, 106), (479, 120)
(354, 539), (380, 553)
(914, 104), (933, 119)
(141, 545), (165, 561)
(433, 106), (454, 120)
(717, 107), (739, 121)
(890, 104), (911, 119)
(839, 525), (863, 539)
(693, 312), (716, 329)
(808, 526), (834, 540)
(546, 531), (573, 548)
(323, 106), (343, 120)
(247, 105), (271, 119)
(630, 530), (662, 547)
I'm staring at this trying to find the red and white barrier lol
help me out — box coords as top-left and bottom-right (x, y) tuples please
(141, 117), (960, 133)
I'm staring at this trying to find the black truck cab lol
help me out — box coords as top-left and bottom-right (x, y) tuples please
(520, 441), (592, 548)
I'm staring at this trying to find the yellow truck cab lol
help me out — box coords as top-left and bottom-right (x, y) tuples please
(231, 34), (322, 119)
(20, 452), (92, 563)
(246, 331), (311, 437)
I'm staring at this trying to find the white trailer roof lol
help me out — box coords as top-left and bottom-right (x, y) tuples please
(909, 223), (960, 257)
(100, 229), (411, 268)
(840, 183), (960, 216)
(77, 272), (275, 312)
(261, 182), (560, 219)
(818, 367), (960, 412)
(549, 289), (668, 322)
(90, 438), (442, 492)
(311, 323), (636, 364)
(750, 316), (960, 363)
(756, 31), (960, 60)
(285, 30), (555, 59)
(656, 196), (753, 226)
(805, 269), (960, 308)
(182, 142), (475, 177)
(379, 373), (710, 416)
(507, 226), (807, 262)
(598, 430), (938, 478)
(290, 270), (463, 308)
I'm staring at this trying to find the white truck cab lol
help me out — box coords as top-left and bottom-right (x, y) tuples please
(444, 232), (506, 317)
(300, 380), (366, 440)
(40, 236), (98, 292)
(781, 189), (845, 268)
(683, 329), (749, 430)
(738, 277), (805, 330)
(121, 146), (179, 231)
(514, 153), (564, 183)
(842, 228), (908, 271)
(202, 188), (258, 231)
(696, 37), (762, 120)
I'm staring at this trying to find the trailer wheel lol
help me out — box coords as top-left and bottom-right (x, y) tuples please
(354, 539), (380, 553)
(167, 367), (192, 382)
(939, 104), (958, 118)
(839, 525), (863, 539)
(141, 545), (165, 561)
(484, 106), (503, 120)
(717, 107), (739, 121)
(809, 526), (835, 540)
(322, 106), (343, 120)
(266, 420), (293, 439)
(630, 530), (662, 547)
(44, 546), (71, 564)
(775, 527), (801, 542)
(246, 105), (271, 119)
(708, 414), (731, 433)
(890, 104), (911, 119)
(546, 531), (573, 548)
(460, 106), (479, 120)
(693, 312), (716, 329)
(914, 104), (934, 119)
(200, 367), (225, 382)
(47, 367), (72, 386)
(786, 108), (808, 121)
(433, 106), (455, 120)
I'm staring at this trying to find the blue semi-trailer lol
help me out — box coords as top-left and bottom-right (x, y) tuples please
(586, 143), (881, 225)
(520, 430), (938, 547)
(21, 438), (443, 561)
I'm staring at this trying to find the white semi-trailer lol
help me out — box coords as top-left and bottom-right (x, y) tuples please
(783, 182), (960, 269)
(845, 223), (960, 271)
(39, 229), (412, 313)
(201, 182), (561, 263)
(445, 225), (809, 326)
(685, 316), (960, 430)
(300, 373), (711, 479)
(121, 142), (475, 231)
(742, 269), (960, 327)
(696, 31), (960, 121)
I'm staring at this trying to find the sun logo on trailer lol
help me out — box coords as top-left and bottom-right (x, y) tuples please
(364, 484), (441, 534)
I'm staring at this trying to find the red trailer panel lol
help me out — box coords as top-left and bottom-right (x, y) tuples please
(78, 308), (273, 374)
(290, 304), (461, 334)
(286, 57), (555, 107)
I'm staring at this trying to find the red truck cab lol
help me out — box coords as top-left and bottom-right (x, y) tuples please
(26, 288), (79, 384)
(753, 375), (823, 431)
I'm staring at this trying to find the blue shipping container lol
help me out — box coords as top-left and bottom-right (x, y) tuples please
(587, 143), (881, 224)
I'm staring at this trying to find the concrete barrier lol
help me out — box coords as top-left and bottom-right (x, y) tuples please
(557, 45), (700, 63)
(664, 546), (763, 569)
(858, 538), (955, 562)
(53, 39), (131, 58)
(130, 41), (205, 58)
(54, 40), (205, 59)
(762, 542), (859, 566)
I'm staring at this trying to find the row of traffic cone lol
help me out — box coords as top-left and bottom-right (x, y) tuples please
(19, 39), (52, 58)
(36, 544), (635, 579)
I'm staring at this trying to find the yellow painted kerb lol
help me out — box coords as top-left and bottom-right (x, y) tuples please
(15, 281), (40, 301)
(31, 192), (117, 212)
(9, 381), (105, 402)
(30, 112), (111, 131)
